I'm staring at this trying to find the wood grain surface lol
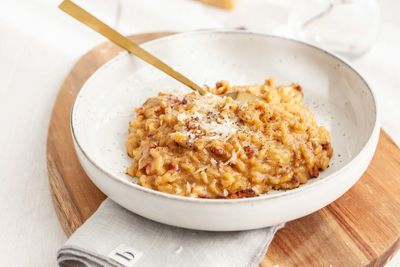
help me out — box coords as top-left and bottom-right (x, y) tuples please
(46, 32), (400, 266)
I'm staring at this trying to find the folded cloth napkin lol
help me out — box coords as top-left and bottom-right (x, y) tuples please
(57, 199), (283, 267)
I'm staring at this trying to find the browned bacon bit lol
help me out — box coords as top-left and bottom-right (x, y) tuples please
(227, 189), (256, 199)
(154, 108), (163, 116)
(166, 162), (174, 169)
(210, 146), (224, 157)
(181, 98), (188, 105)
(166, 163), (180, 172)
(216, 81), (223, 88)
(321, 142), (330, 150)
(244, 146), (256, 158)
(293, 84), (303, 93)
(308, 165), (319, 178)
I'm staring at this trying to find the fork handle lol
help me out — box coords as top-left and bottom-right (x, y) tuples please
(59, 0), (206, 95)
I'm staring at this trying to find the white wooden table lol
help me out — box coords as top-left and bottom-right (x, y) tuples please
(0, 0), (398, 266)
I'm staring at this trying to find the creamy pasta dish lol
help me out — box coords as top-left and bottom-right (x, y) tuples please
(126, 78), (333, 198)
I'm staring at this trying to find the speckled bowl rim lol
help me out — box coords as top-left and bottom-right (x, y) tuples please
(71, 30), (380, 204)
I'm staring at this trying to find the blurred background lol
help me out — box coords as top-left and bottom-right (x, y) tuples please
(1, 0), (399, 139)
(0, 0), (399, 266)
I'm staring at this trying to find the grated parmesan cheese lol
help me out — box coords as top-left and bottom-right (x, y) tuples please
(174, 93), (243, 142)
(199, 119), (238, 140)
(179, 130), (196, 141)
(193, 93), (224, 112)
(177, 113), (187, 122)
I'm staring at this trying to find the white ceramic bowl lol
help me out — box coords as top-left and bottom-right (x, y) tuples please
(71, 30), (379, 231)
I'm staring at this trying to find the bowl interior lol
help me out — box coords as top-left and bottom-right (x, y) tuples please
(72, 31), (377, 196)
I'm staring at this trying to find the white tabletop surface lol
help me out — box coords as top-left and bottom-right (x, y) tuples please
(0, 0), (399, 266)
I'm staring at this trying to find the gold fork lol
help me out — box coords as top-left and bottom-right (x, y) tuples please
(59, 0), (259, 102)
(59, 0), (207, 95)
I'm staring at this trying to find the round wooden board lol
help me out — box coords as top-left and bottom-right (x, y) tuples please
(47, 33), (400, 267)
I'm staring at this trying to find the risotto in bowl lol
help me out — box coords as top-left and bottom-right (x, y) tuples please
(71, 30), (379, 231)
(126, 79), (333, 199)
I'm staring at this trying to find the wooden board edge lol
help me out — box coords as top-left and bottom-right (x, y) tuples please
(369, 238), (400, 267)
(47, 151), (83, 236)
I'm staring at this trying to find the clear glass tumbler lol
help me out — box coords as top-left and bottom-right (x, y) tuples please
(288, 0), (380, 59)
